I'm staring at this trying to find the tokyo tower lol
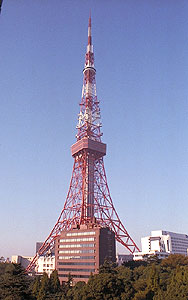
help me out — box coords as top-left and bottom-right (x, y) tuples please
(26, 16), (140, 273)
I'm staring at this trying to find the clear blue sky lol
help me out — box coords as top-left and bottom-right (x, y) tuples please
(0, 1), (188, 258)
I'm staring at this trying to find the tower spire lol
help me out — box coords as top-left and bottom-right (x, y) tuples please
(85, 13), (94, 68)
(88, 13), (92, 47)
(76, 15), (101, 142)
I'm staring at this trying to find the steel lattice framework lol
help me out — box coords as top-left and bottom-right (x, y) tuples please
(26, 16), (140, 273)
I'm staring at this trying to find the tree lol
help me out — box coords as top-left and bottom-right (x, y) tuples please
(161, 254), (188, 269)
(31, 276), (41, 298)
(99, 259), (117, 274)
(50, 270), (61, 294)
(0, 263), (32, 300)
(0, 262), (9, 276)
(117, 266), (135, 300)
(85, 272), (123, 300)
(37, 272), (50, 300)
(165, 266), (188, 299)
(70, 281), (87, 300)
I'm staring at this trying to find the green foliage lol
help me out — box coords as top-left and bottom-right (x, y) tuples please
(161, 254), (188, 268)
(37, 273), (50, 300)
(49, 270), (61, 293)
(99, 259), (117, 274)
(32, 276), (41, 298)
(117, 266), (135, 299)
(1, 255), (188, 300)
(165, 265), (188, 299)
(0, 263), (9, 276)
(85, 272), (123, 300)
(0, 263), (32, 300)
(70, 281), (86, 300)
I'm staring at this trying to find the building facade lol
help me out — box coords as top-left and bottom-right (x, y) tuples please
(134, 230), (188, 260)
(11, 255), (34, 269)
(116, 254), (133, 265)
(35, 254), (55, 277)
(55, 224), (116, 283)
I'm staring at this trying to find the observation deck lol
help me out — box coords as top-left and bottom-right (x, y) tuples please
(71, 137), (106, 159)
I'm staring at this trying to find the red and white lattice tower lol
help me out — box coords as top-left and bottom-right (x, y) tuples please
(26, 16), (140, 272)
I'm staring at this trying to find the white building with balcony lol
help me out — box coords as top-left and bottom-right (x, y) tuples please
(134, 230), (188, 261)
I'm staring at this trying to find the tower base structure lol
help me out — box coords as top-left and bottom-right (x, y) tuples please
(55, 223), (116, 284)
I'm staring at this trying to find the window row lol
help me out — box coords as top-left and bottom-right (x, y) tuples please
(58, 268), (95, 273)
(59, 243), (95, 249)
(59, 249), (95, 254)
(43, 264), (53, 267)
(66, 231), (96, 237)
(59, 237), (95, 243)
(58, 256), (95, 260)
(59, 274), (90, 279)
(174, 243), (188, 246)
(58, 262), (95, 266)
(42, 258), (54, 262)
(171, 237), (188, 241)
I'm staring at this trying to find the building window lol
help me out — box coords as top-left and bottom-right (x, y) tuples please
(58, 268), (95, 272)
(167, 240), (170, 251)
(59, 237), (95, 243)
(59, 274), (90, 278)
(59, 243), (95, 249)
(66, 231), (96, 237)
(58, 249), (95, 254)
(58, 256), (95, 260)
(58, 262), (95, 266)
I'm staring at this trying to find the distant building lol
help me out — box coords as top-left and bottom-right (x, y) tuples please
(11, 255), (34, 269)
(34, 242), (55, 276)
(12, 252), (55, 277)
(0, 256), (10, 263)
(36, 242), (55, 255)
(35, 254), (55, 277)
(116, 254), (133, 265)
(134, 230), (188, 260)
(36, 242), (43, 254)
(55, 224), (116, 284)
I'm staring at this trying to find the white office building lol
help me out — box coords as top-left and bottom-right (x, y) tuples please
(36, 255), (55, 277)
(11, 254), (55, 277)
(134, 230), (188, 260)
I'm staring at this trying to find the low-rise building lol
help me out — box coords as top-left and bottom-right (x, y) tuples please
(35, 254), (55, 277)
(116, 254), (133, 265)
(11, 255), (34, 269)
(0, 256), (10, 263)
(11, 253), (55, 277)
(134, 230), (188, 261)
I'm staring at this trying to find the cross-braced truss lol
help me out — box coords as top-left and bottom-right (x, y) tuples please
(26, 15), (140, 273)
(26, 153), (139, 272)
